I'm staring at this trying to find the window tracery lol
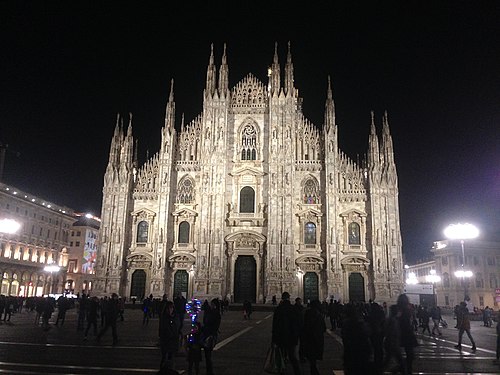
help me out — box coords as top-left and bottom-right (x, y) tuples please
(303, 178), (320, 204)
(177, 177), (195, 204)
(241, 124), (257, 160)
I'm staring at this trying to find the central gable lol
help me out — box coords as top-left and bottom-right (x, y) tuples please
(231, 73), (267, 113)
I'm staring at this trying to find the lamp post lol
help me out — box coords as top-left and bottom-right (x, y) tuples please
(444, 223), (479, 302)
(425, 269), (441, 306)
(44, 264), (61, 295)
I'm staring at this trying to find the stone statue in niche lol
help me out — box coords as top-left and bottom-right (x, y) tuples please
(377, 259), (382, 273)
(392, 258), (398, 274)
(200, 256), (206, 268)
(270, 257), (275, 271)
(213, 256), (220, 267)
(285, 257), (290, 271)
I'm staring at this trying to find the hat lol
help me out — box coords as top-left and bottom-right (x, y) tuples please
(281, 292), (290, 300)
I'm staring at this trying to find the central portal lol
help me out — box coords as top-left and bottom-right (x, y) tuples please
(234, 255), (256, 303)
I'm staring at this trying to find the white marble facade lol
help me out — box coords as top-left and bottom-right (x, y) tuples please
(94, 44), (404, 304)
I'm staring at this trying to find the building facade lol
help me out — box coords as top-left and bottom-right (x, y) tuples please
(95, 44), (404, 303)
(65, 214), (100, 294)
(431, 239), (500, 310)
(0, 183), (73, 296)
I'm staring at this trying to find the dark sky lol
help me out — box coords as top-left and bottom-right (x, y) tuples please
(1, 2), (499, 263)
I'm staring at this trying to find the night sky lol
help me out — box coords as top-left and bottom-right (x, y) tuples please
(1, 2), (499, 263)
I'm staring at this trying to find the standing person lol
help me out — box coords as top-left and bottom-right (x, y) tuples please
(454, 301), (476, 352)
(271, 291), (302, 375)
(77, 294), (88, 331)
(96, 293), (119, 345)
(0, 295), (5, 325)
(397, 294), (419, 375)
(55, 295), (69, 326)
(243, 300), (252, 320)
(431, 305), (442, 336)
(495, 312), (500, 363)
(383, 304), (405, 374)
(158, 300), (179, 373)
(174, 293), (187, 332)
(84, 296), (99, 340)
(294, 297), (306, 362)
(202, 298), (221, 375)
(143, 294), (153, 325)
(187, 322), (203, 375)
(341, 304), (372, 375)
(41, 297), (55, 331)
(302, 299), (326, 375)
(327, 299), (336, 330)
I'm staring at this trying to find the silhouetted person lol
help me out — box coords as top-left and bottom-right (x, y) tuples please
(271, 292), (302, 375)
(202, 298), (221, 375)
(302, 299), (326, 375)
(397, 294), (418, 374)
(158, 300), (179, 373)
(455, 301), (476, 352)
(97, 293), (119, 345)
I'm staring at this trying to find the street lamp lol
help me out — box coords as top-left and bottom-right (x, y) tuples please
(425, 269), (441, 306)
(44, 264), (61, 295)
(0, 218), (21, 234)
(444, 223), (479, 301)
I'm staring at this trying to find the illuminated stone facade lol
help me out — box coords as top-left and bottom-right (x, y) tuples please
(95, 44), (404, 303)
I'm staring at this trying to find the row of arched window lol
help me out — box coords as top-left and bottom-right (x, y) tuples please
(136, 219), (361, 246)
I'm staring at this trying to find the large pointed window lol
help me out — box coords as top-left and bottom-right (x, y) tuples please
(240, 186), (255, 213)
(178, 221), (190, 244)
(303, 178), (320, 204)
(177, 177), (195, 204)
(304, 222), (316, 244)
(348, 222), (361, 245)
(137, 221), (148, 243)
(240, 124), (257, 160)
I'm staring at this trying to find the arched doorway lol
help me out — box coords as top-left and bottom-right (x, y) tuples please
(130, 269), (146, 300)
(304, 272), (319, 303)
(173, 270), (189, 298)
(234, 255), (256, 303)
(348, 272), (365, 302)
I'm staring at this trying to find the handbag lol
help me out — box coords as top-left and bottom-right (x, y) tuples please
(264, 344), (285, 374)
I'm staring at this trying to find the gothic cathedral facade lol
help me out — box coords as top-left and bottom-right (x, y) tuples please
(94, 44), (404, 304)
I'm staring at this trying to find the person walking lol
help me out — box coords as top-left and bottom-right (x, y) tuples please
(341, 303), (372, 375)
(96, 293), (119, 345)
(158, 300), (180, 373)
(454, 301), (476, 352)
(202, 299), (221, 375)
(186, 322), (203, 375)
(143, 294), (153, 325)
(420, 306), (431, 335)
(302, 299), (326, 375)
(271, 291), (302, 375)
(431, 305), (442, 336)
(243, 300), (252, 320)
(383, 304), (405, 374)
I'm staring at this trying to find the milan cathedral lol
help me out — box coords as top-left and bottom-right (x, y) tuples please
(94, 43), (404, 304)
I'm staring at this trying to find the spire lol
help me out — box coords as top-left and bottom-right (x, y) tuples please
(127, 112), (133, 137)
(382, 110), (395, 165)
(284, 41), (294, 96)
(269, 42), (281, 96)
(368, 110), (380, 167)
(205, 43), (217, 97)
(164, 79), (175, 130)
(324, 76), (335, 133)
(218, 43), (229, 97)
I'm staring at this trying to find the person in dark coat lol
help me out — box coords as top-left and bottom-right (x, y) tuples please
(243, 300), (252, 319)
(341, 303), (372, 375)
(271, 291), (302, 375)
(302, 299), (326, 375)
(55, 296), (69, 326)
(84, 296), (99, 340)
(158, 300), (180, 373)
(397, 294), (419, 374)
(202, 299), (221, 375)
(455, 301), (476, 351)
(96, 293), (119, 345)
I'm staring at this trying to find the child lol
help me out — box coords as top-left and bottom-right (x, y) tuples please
(187, 322), (202, 375)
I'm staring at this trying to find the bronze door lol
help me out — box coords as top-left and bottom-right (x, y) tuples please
(348, 272), (365, 302)
(130, 269), (146, 300)
(173, 270), (189, 298)
(234, 255), (256, 303)
(304, 272), (319, 303)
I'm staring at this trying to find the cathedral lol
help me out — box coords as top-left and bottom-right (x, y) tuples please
(94, 43), (404, 304)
